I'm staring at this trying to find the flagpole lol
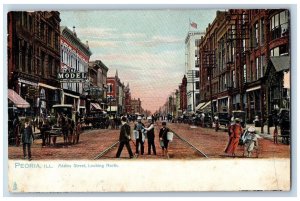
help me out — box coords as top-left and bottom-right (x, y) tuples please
(189, 18), (191, 32)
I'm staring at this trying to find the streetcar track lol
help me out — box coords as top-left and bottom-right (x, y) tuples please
(93, 123), (209, 159)
(93, 141), (120, 160)
(170, 129), (209, 158)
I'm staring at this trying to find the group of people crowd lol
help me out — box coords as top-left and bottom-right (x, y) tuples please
(116, 116), (172, 159)
(224, 118), (262, 158)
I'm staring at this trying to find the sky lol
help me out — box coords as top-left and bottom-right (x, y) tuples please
(60, 9), (218, 113)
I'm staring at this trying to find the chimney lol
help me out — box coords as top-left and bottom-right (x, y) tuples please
(73, 26), (77, 37)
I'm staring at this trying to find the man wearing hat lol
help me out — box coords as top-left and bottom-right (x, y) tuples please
(116, 116), (134, 158)
(134, 116), (145, 156)
(159, 121), (171, 158)
(143, 116), (156, 155)
(224, 118), (243, 157)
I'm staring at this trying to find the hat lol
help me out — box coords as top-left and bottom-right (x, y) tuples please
(147, 116), (152, 120)
(121, 116), (127, 122)
(235, 118), (241, 122)
(247, 126), (256, 133)
(137, 116), (142, 120)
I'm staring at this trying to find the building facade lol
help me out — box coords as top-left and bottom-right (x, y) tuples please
(107, 70), (125, 115)
(60, 26), (92, 113)
(124, 83), (132, 114)
(198, 9), (290, 127)
(131, 98), (142, 114)
(8, 11), (61, 117)
(88, 60), (109, 110)
(185, 31), (204, 113)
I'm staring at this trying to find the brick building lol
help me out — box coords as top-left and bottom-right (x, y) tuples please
(88, 60), (109, 111)
(198, 9), (290, 126)
(131, 98), (142, 114)
(107, 70), (125, 115)
(179, 75), (188, 113)
(124, 83), (132, 114)
(7, 11), (61, 117)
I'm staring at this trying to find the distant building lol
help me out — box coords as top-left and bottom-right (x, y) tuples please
(131, 98), (142, 114)
(124, 83), (132, 114)
(185, 31), (204, 112)
(107, 70), (125, 115)
(88, 60), (109, 111)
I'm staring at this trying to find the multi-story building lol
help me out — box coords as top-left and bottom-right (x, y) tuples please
(185, 31), (204, 113)
(60, 26), (92, 112)
(88, 60), (109, 111)
(7, 11), (61, 117)
(131, 98), (142, 114)
(179, 75), (187, 113)
(107, 70), (125, 115)
(198, 9), (290, 128)
(124, 83), (132, 114)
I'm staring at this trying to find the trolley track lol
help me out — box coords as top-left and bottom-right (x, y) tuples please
(93, 127), (209, 159)
(169, 129), (209, 158)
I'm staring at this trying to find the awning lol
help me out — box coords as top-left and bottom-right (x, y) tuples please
(90, 103), (102, 110)
(199, 101), (211, 111)
(8, 89), (30, 108)
(38, 83), (57, 90)
(195, 102), (206, 111)
(64, 92), (79, 99)
(246, 86), (261, 92)
(270, 56), (290, 72)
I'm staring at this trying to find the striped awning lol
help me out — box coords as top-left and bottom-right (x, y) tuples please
(8, 89), (30, 108)
(90, 103), (102, 110)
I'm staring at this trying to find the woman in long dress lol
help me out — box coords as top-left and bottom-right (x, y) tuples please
(224, 118), (243, 157)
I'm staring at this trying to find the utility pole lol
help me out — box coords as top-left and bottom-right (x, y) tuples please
(203, 47), (216, 125)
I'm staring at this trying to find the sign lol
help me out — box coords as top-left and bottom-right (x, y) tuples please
(58, 72), (87, 83)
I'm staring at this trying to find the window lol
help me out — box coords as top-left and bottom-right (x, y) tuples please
(270, 47), (279, 56)
(256, 57), (260, 80)
(232, 70), (236, 88)
(48, 56), (53, 77)
(261, 55), (265, 78)
(260, 18), (265, 45)
(107, 84), (113, 93)
(253, 22), (259, 47)
(270, 10), (289, 40)
(243, 64), (247, 83)
(195, 81), (199, 90)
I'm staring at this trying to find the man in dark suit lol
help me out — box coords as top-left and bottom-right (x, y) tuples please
(116, 116), (134, 159)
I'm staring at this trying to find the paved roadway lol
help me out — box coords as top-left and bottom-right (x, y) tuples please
(8, 121), (290, 160)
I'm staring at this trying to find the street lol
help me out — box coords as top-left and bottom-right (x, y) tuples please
(8, 121), (290, 160)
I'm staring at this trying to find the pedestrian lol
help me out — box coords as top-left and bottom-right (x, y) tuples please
(159, 121), (170, 158)
(40, 118), (50, 147)
(144, 116), (156, 155)
(242, 126), (262, 157)
(22, 119), (34, 160)
(61, 114), (69, 147)
(224, 118), (243, 157)
(134, 116), (145, 156)
(13, 114), (20, 146)
(116, 116), (134, 159)
(273, 126), (279, 144)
